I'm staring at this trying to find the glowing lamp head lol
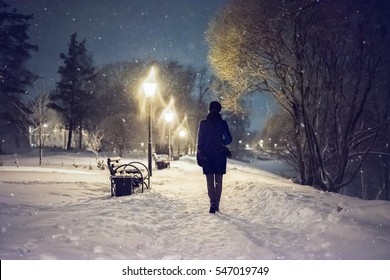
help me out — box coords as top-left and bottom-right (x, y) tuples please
(143, 83), (157, 97)
(165, 111), (174, 123)
(143, 67), (157, 97)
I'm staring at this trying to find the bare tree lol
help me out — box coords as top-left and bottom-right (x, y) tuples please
(85, 129), (105, 168)
(206, 0), (390, 193)
(100, 115), (133, 157)
(191, 68), (213, 153)
(17, 83), (53, 165)
(86, 129), (104, 157)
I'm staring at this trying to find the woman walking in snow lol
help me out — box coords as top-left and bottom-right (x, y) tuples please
(197, 101), (232, 213)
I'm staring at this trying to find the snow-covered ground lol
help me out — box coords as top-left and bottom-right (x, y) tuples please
(0, 151), (390, 260)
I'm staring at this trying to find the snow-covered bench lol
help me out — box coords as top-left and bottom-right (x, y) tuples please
(107, 157), (150, 197)
(153, 153), (170, 170)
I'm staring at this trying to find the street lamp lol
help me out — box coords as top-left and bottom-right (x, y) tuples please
(165, 111), (174, 161)
(143, 67), (157, 176)
(179, 129), (186, 155)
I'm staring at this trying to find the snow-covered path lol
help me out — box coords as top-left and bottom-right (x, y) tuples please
(0, 154), (390, 260)
(148, 161), (277, 259)
(154, 160), (390, 260)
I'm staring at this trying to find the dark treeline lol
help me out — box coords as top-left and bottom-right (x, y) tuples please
(0, 0), (39, 152)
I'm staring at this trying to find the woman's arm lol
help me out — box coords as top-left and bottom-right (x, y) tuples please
(197, 121), (206, 151)
(222, 121), (232, 145)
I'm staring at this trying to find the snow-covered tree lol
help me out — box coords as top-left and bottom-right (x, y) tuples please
(85, 61), (144, 154)
(206, 0), (390, 193)
(86, 129), (104, 168)
(88, 60), (202, 155)
(19, 89), (52, 165)
(0, 0), (38, 151)
(50, 33), (95, 150)
(192, 68), (213, 153)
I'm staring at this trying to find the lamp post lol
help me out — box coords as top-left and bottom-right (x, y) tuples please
(165, 111), (174, 161)
(179, 129), (186, 155)
(143, 67), (157, 176)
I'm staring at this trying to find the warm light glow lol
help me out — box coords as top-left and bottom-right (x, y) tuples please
(143, 67), (157, 98)
(165, 111), (174, 123)
(173, 114), (192, 144)
(143, 83), (157, 97)
(157, 98), (177, 142)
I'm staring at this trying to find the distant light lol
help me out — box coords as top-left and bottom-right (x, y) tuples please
(165, 111), (174, 123)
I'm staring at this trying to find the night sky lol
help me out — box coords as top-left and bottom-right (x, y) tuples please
(9, 0), (227, 83)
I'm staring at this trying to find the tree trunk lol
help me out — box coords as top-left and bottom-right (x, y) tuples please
(384, 159), (390, 201)
(78, 119), (83, 150)
(67, 120), (73, 150)
(38, 125), (42, 166)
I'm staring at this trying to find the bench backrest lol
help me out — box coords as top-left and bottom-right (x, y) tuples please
(107, 157), (122, 175)
(107, 158), (149, 178)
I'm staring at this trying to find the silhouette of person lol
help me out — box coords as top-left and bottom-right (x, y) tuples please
(197, 101), (232, 213)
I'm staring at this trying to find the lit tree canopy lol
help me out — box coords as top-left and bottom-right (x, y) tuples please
(206, 0), (390, 192)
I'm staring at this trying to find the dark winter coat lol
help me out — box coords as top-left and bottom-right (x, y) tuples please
(197, 112), (232, 174)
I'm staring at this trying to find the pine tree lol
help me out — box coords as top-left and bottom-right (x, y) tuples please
(51, 33), (95, 150)
(0, 0), (38, 150)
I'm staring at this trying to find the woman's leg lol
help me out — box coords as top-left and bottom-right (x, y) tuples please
(206, 174), (219, 213)
(206, 174), (216, 204)
(215, 174), (223, 210)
